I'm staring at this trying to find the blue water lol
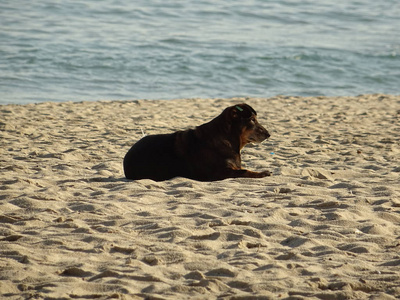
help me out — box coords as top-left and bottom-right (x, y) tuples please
(1, 0), (399, 104)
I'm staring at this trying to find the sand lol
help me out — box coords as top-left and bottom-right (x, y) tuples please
(0, 95), (399, 299)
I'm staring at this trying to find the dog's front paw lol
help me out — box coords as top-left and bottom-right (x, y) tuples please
(260, 170), (272, 177)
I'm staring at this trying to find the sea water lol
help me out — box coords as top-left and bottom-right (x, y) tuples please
(1, 0), (399, 104)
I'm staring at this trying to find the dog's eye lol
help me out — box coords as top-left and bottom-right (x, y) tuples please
(249, 119), (256, 127)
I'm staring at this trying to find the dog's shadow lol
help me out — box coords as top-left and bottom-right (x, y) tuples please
(56, 177), (128, 185)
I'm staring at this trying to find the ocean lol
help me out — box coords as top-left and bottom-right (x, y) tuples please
(1, 0), (399, 104)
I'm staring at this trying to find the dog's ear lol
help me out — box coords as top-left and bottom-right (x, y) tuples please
(230, 104), (256, 120)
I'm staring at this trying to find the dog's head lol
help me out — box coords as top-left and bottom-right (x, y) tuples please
(229, 104), (270, 149)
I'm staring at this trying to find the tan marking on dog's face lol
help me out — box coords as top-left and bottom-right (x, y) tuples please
(239, 115), (270, 149)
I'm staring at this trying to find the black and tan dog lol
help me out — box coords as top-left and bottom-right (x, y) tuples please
(123, 103), (271, 181)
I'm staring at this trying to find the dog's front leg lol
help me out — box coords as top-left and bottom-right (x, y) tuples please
(227, 169), (271, 179)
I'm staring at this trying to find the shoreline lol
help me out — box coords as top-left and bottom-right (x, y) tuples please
(1, 95), (399, 299)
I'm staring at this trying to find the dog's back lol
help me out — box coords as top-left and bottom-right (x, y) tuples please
(123, 129), (226, 181)
(123, 133), (188, 181)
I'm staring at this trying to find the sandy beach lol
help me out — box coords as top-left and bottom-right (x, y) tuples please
(1, 95), (399, 299)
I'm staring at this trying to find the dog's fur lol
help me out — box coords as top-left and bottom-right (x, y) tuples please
(123, 103), (271, 181)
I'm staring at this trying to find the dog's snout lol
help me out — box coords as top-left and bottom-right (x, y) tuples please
(257, 124), (270, 139)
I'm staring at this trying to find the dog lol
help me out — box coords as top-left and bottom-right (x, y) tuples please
(123, 103), (271, 181)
